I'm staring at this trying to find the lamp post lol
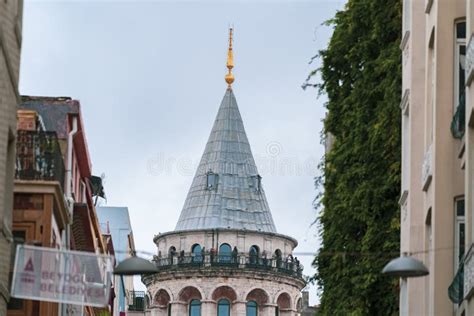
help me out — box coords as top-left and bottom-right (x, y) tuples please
(113, 252), (158, 276)
(382, 253), (429, 278)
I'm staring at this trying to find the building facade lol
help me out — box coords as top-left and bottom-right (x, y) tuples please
(143, 30), (305, 316)
(0, 1), (23, 314)
(299, 291), (318, 316)
(8, 97), (110, 316)
(97, 206), (136, 315)
(9, 110), (70, 316)
(400, 0), (474, 315)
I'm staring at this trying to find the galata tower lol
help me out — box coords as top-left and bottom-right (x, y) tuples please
(143, 28), (306, 316)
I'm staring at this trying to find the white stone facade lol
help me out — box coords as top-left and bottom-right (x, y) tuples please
(153, 229), (297, 259)
(144, 230), (304, 316)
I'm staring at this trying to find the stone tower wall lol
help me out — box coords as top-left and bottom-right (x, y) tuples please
(154, 229), (298, 259)
(146, 274), (303, 316)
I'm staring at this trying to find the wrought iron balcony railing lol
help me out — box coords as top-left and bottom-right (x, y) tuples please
(128, 290), (145, 312)
(448, 257), (464, 304)
(451, 93), (466, 139)
(153, 253), (304, 279)
(15, 130), (65, 184)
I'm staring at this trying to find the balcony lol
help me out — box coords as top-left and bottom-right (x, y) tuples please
(128, 290), (145, 312)
(153, 253), (304, 280)
(451, 94), (466, 139)
(464, 244), (474, 301)
(448, 258), (464, 304)
(467, 33), (474, 86)
(15, 130), (65, 184)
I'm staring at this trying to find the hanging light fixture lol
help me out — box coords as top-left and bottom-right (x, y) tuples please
(114, 252), (158, 276)
(382, 253), (429, 278)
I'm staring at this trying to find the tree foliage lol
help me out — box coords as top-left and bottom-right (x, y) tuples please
(310, 0), (402, 314)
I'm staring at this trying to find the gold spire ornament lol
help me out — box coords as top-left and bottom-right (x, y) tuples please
(225, 27), (235, 87)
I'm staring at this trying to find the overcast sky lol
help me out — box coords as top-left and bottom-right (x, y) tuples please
(20, 0), (345, 304)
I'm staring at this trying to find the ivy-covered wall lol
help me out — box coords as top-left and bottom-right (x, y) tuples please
(310, 0), (402, 314)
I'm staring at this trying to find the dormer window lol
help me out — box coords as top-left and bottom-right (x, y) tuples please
(206, 171), (219, 190)
(250, 175), (262, 192)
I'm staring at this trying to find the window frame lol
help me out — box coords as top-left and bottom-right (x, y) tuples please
(219, 243), (232, 263)
(191, 244), (203, 263)
(246, 300), (258, 316)
(454, 197), (465, 270)
(189, 299), (201, 316)
(217, 298), (231, 316)
(206, 171), (219, 191)
(454, 20), (466, 112)
(249, 245), (259, 264)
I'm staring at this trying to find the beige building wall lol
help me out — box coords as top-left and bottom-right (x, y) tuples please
(0, 1), (22, 315)
(403, 0), (470, 315)
(399, 0), (427, 315)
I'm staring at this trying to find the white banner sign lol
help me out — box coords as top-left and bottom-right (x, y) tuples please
(11, 245), (114, 307)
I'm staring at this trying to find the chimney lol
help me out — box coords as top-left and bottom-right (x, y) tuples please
(17, 110), (38, 131)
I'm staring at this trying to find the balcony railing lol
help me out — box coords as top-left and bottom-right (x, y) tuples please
(448, 257), (464, 304)
(128, 290), (145, 312)
(153, 253), (304, 280)
(15, 130), (65, 184)
(451, 94), (466, 139)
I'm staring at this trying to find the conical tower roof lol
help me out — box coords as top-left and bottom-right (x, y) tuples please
(175, 88), (277, 233)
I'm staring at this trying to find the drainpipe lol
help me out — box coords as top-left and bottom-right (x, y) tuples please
(59, 116), (78, 315)
(63, 115), (78, 249)
(65, 116), (78, 202)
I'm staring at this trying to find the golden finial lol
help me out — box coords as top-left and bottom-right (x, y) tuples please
(225, 27), (235, 87)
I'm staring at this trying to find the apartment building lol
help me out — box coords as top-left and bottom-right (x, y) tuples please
(8, 97), (110, 315)
(400, 0), (474, 314)
(9, 110), (70, 315)
(0, 1), (23, 314)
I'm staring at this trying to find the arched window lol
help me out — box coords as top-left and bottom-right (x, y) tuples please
(218, 299), (230, 316)
(169, 246), (176, 257)
(249, 245), (259, 264)
(189, 299), (201, 316)
(192, 244), (202, 263)
(246, 301), (258, 316)
(274, 249), (282, 268)
(274, 249), (282, 258)
(219, 244), (232, 263)
(168, 246), (177, 264)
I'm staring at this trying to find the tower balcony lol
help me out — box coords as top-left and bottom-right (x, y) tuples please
(152, 252), (305, 281)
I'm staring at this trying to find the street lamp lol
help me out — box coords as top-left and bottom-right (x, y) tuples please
(382, 253), (429, 278)
(113, 253), (158, 276)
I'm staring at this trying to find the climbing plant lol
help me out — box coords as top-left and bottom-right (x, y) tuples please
(307, 0), (402, 314)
